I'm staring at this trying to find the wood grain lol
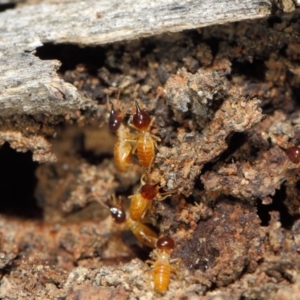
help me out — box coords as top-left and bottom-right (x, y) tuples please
(0, 0), (274, 116)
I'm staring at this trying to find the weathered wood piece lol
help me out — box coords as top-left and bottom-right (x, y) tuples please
(1, 1), (273, 46)
(0, 53), (92, 116)
(0, 0), (22, 4)
(0, 0), (273, 117)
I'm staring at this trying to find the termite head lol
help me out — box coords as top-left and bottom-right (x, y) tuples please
(108, 196), (126, 223)
(156, 236), (175, 251)
(140, 184), (159, 200)
(132, 101), (151, 131)
(110, 205), (126, 223)
(285, 146), (300, 164)
(108, 102), (123, 132)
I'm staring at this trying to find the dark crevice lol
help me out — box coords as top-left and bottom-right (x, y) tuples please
(221, 132), (248, 162)
(267, 15), (283, 28)
(257, 199), (271, 226)
(257, 185), (294, 228)
(193, 175), (205, 192)
(202, 38), (220, 58)
(0, 3), (16, 13)
(261, 101), (276, 114)
(121, 230), (153, 261)
(0, 143), (41, 219)
(291, 86), (300, 110)
(35, 43), (107, 74)
(231, 59), (267, 82)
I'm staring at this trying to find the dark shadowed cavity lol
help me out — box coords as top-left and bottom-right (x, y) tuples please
(0, 143), (41, 219)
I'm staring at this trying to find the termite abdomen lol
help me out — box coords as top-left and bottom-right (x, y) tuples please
(126, 217), (158, 248)
(114, 140), (132, 172)
(153, 261), (171, 294)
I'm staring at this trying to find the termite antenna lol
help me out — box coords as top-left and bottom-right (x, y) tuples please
(135, 100), (141, 114)
(107, 96), (115, 112)
(86, 193), (110, 210)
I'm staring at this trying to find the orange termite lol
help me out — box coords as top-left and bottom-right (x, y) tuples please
(130, 101), (161, 169)
(128, 183), (159, 221)
(147, 236), (177, 293)
(108, 103), (135, 172)
(109, 196), (158, 248)
(128, 182), (174, 221)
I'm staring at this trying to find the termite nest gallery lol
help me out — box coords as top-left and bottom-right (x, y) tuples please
(2, 9), (300, 300)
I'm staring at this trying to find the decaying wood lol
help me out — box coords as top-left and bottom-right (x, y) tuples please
(0, 0), (274, 117)
(2, 1), (300, 299)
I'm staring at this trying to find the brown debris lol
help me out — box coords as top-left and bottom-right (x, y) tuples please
(0, 216), (136, 298)
(0, 130), (56, 163)
(201, 147), (299, 202)
(268, 211), (285, 253)
(61, 162), (118, 214)
(248, 110), (297, 151)
(292, 219), (300, 251)
(0, 113), (66, 163)
(151, 65), (263, 196)
(173, 200), (265, 287)
(66, 285), (128, 300)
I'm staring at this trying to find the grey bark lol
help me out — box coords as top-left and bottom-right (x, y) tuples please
(0, 0), (275, 116)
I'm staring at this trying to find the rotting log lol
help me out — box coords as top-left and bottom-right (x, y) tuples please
(0, 0), (277, 117)
(2, 1), (300, 299)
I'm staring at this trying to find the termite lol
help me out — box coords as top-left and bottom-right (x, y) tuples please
(129, 182), (174, 222)
(130, 101), (161, 170)
(128, 183), (159, 221)
(108, 102), (136, 172)
(109, 195), (158, 248)
(147, 236), (177, 293)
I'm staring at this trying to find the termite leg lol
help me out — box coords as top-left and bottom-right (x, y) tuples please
(156, 189), (177, 201)
(128, 122), (139, 131)
(86, 192), (109, 209)
(131, 142), (137, 154)
(151, 134), (161, 143)
(149, 116), (156, 128)
(145, 259), (156, 266)
(170, 259), (181, 279)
